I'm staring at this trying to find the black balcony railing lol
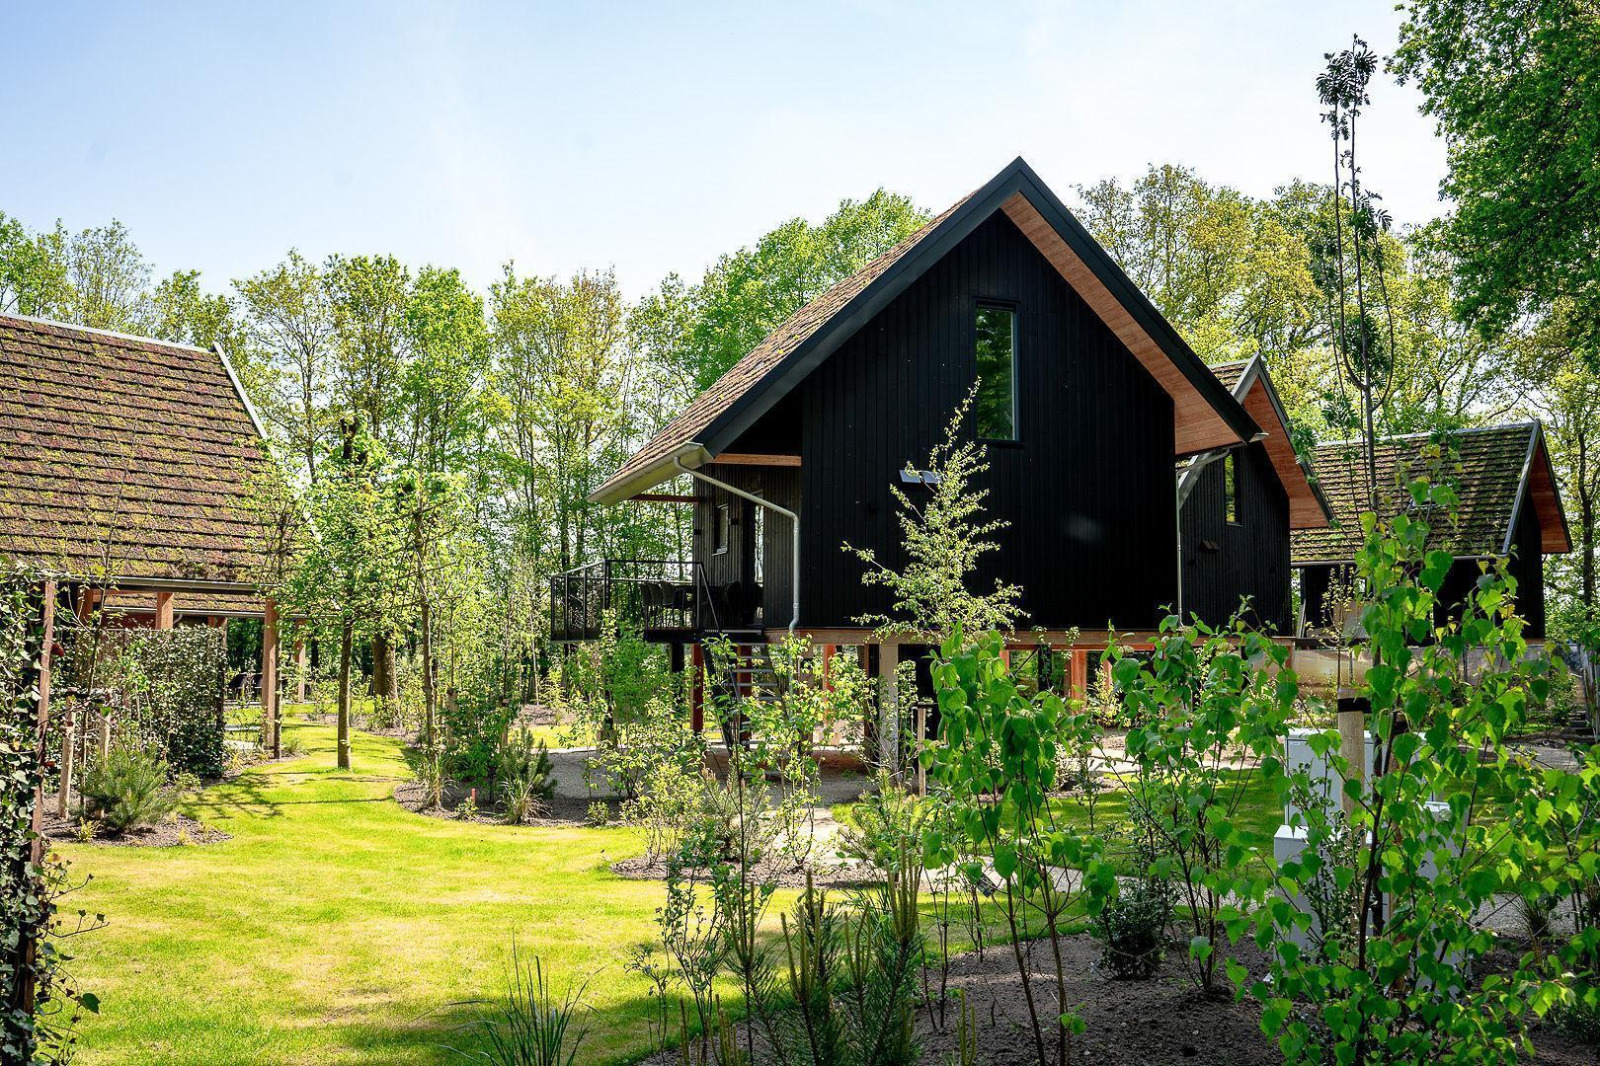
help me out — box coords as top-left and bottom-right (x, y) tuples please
(548, 559), (708, 642)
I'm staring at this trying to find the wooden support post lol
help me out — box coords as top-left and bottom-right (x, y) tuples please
(75, 585), (98, 622)
(31, 581), (55, 864)
(22, 580), (56, 1018)
(915, 699), (927, 797)
(1338, 704), (1366, 817)
(96, 711), (110, 760)
(821, 644), (835, 692)
(206, 615), (222, 628)
(55, 702), (73, 818)
(690, 642), (705, 735)
(1070, 648), (1089, 699)
(880, 641), (900, 777)
(295, 640), (307, 704)
(154, 590), (174, 630)
(262, 598), (280, 758)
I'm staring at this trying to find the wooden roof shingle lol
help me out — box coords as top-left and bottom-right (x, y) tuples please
(0, 314), (270, 586)
(1291, 422), (1571, 565)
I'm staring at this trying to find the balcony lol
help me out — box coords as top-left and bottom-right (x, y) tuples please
(548, 559), (714, 642)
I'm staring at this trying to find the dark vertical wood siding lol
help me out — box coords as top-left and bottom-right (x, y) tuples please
(1180, 440), (1293, 633)
(690, 462), (798, 628)
(790, 211), (1177, 631)
(1508, 496), (1545, 639)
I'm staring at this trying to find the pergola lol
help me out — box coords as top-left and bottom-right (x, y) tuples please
(0, 313), (291, 775)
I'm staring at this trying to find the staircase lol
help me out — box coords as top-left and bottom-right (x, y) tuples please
(701, 628), (780, 749)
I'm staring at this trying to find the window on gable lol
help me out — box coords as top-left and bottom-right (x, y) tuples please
(974, 305), (1016, 440)
(1224, 453), (1240, 524)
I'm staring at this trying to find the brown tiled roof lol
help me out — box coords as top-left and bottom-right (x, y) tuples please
(99, 589), (269, 617)
(1291, 423), (1570, 564)
(1208, 360), (1250, 391)
(0, 314), (270, 584)
(596, 195), (972, 500)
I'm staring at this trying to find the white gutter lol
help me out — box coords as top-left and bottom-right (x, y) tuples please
(673, 450), (800, 633)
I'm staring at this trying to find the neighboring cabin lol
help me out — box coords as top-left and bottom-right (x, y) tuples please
(0, 313), (293, 732)
(563, 159), (1328, 695)
(1293, 422), (1570, 641)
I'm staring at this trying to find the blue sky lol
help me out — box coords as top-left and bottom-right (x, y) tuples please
(2, 1), (1448, 298)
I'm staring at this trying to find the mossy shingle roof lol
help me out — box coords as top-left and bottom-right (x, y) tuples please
(1290, 423), (1570, 565)
(0, 314), (270, 585)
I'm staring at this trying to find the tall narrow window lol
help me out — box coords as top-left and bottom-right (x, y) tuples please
(974, 305), (1016, 440)
(1224, 453), (1240, 524)
(713, 503), (730, 555)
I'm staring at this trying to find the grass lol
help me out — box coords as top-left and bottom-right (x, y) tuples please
(59, 713), (675, 1066)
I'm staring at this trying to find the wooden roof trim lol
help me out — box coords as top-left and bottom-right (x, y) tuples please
(1506, 426), (1572, 555)
(591, 158), (1259, 503)
(999, 194), (1244, 455)
(1230, 358), (1332, 530)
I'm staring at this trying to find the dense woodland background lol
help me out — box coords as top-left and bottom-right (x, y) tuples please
(0, 0), (1595, 710)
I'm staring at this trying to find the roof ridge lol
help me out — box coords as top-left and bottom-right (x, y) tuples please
(0, 311), (215, 355)
(1314, 421), (1539, 451)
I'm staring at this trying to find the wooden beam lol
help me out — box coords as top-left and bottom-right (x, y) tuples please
(23, 580), (55, 1016)
(153, 590), (174, 630)
(632, 493), (705, 504)
(711, 452), (802, 467)
(690, 642), (705, 735)
(262, 598), (279, 758)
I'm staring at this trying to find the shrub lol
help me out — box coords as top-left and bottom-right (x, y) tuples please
(92, 627), (228, 778)
(445, 950), (589, 1066)
(1095, 878), (1171, 980)
(583, 802), (609, 827)
(837, 772), (928, 876)
(78, 744), (179, 832)
(497, 730), (553, 825)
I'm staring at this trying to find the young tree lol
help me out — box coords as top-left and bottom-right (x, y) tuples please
(278, 419), (407, 769)
(846, 390), (1024, 641)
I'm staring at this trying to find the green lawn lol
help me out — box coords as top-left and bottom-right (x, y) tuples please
(60, 715), (674, 1066)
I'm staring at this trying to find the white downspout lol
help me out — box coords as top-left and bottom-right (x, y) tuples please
(674, 452), (800, 633)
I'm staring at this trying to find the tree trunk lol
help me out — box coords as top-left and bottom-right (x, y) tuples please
(371, 632), (398, 716)
(420, 596), (436, 747)
(337, 621), (353, 770)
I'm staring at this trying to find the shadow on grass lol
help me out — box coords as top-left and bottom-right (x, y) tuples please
(319, 987), (675, 1066)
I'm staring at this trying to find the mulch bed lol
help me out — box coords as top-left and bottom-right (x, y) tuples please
(644, 933), (1596, 1065)
(393, 778), (620, 828)
(41, 810), (229, 848)
(610, 853), (877, 890)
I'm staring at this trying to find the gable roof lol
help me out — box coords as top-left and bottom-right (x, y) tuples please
(1190, 357), (1331, 529)
(0, 313), (271, 587)
(1291, 422), (1571, 566)
(592, 157), (1261, 504)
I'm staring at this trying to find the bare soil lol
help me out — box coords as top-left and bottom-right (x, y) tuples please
(41, 810), (229, 848)
(645, 933), (1596, 1065)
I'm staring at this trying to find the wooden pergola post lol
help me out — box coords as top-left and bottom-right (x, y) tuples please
(153, 590), (174, 630)
(1070, 647), (1089, 699)
(21, 579), (56, 1018)
(294, 640), (307, 704)
(262, 598), (279, 758)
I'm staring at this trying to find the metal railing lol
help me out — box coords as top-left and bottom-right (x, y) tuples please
(548, 559), (706, 642)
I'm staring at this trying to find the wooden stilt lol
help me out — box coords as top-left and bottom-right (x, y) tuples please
(690, 642), (704, 734)
(22, 579), (56, 1018)
(1070, 648), (1089, 699)
(880, 641), (900, 777)
(154, 590), (174, 630)
(1338, 705), (1366, 816)
(262, 598), (280, 758)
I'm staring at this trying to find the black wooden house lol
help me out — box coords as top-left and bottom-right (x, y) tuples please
(557, 159), (1335, 702)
